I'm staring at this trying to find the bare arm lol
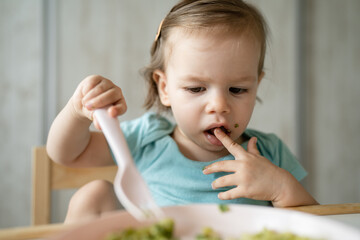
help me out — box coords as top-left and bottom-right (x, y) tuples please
(46, 75), (127, 168)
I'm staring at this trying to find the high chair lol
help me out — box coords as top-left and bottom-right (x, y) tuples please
(31, 146), (118, 225)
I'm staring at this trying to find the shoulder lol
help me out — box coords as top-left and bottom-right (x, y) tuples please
(243, 128), (290, 159)
(121, 112), (175, 147)
(243, 129), (282, 154)
(244, 128), (280, 142)
(121, 112), (174, 135)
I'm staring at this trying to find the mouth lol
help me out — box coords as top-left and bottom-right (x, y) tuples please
(203, 125), (231, 146)
(206, 126), (231, 136)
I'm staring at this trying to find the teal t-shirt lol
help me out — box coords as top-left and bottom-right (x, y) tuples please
(118, 112), (307, 207)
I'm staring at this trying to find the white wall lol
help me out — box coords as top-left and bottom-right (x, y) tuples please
(0, 0), (43, 228)
(304, 0), (360, 203)
(0, 0), (359, 228)
(248, 0), (299, 154)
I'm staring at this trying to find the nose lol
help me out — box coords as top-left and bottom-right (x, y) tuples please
(205, 90), (230, 114)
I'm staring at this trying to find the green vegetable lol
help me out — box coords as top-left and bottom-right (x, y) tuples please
(240, 228), (322, 240)
(196, 228), (323, 240)
(196, 227), (221, 240)
(105, 218), (175, 240)
(218, 204), (230, 213)
(105, 220), (323, 240)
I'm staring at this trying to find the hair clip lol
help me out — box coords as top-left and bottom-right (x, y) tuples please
(155, 19), (164, 41)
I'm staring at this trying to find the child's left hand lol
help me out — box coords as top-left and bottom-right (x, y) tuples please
(203, 128), (287, 204)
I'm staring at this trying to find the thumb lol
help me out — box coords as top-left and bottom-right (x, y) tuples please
(247, 137), (260, 155)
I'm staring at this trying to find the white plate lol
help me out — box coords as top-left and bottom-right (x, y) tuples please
(51, 204), (360, 240)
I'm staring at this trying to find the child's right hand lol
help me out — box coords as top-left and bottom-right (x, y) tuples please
(71, 75), (127, 129)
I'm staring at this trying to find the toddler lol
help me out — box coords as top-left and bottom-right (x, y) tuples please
(47, 0), (318, 224)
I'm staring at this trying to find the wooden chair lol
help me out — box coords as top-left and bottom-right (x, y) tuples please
(31, 146), (118, 225)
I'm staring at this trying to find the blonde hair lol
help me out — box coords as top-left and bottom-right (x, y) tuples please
(143, 0), (268, 111)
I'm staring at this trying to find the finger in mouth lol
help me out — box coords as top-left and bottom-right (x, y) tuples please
(207, 126), (231, 135)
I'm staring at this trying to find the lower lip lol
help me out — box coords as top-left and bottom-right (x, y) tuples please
(204, 131), (223, 146)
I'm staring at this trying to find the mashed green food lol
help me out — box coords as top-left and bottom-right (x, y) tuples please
(105, 220), (322, 240)
(218, 204), (230, 213)
(196, 227), (321, 240)
(105, 218), (175, 240)
(240, 228), (321, 240)
(196, 227), (221, 240)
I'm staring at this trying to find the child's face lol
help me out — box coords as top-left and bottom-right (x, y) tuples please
(155, 29), (264, 159)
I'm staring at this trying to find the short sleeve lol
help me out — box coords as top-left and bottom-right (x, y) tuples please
(273, 136), (307, 182)
(111, 113), (175, 165)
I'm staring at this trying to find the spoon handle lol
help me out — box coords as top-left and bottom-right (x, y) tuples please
(93, 108), (132, 168)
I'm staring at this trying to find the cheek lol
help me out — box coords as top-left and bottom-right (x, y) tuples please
(171, 98), (201, 122)
(172, 108), (199, 137)
(169, 89), (201, 110)
(233, 98), (257, 125)
(170, 96), (202, 130)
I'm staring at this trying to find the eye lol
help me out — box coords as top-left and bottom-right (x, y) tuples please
(186, 87), (206, 93)
(229, 87), (246, 94)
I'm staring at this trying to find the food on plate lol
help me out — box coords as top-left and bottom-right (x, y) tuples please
(196, 227), (221, 240)
(196, 227), (322, 240)
(105, 220), (323, 240)
(218, 204), (230, 213)
(240, 228), (323, 240)
(104, 218), (175, 240)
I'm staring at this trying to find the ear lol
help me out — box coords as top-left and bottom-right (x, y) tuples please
(153, 70), (171, 107)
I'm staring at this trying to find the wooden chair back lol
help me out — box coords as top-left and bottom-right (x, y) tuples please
(31, 146), (117, 225)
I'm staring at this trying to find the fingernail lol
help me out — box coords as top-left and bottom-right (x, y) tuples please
(218, 193), (223, 199)
(214, 128), (223, 135)
(211, 182), (216, 190)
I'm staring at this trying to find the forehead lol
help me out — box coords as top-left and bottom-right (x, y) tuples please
(164, 27), (261, 77)
(167, 26), (255, 47)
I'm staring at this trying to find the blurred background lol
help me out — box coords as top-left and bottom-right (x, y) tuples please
(0, 0), (359, 228)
